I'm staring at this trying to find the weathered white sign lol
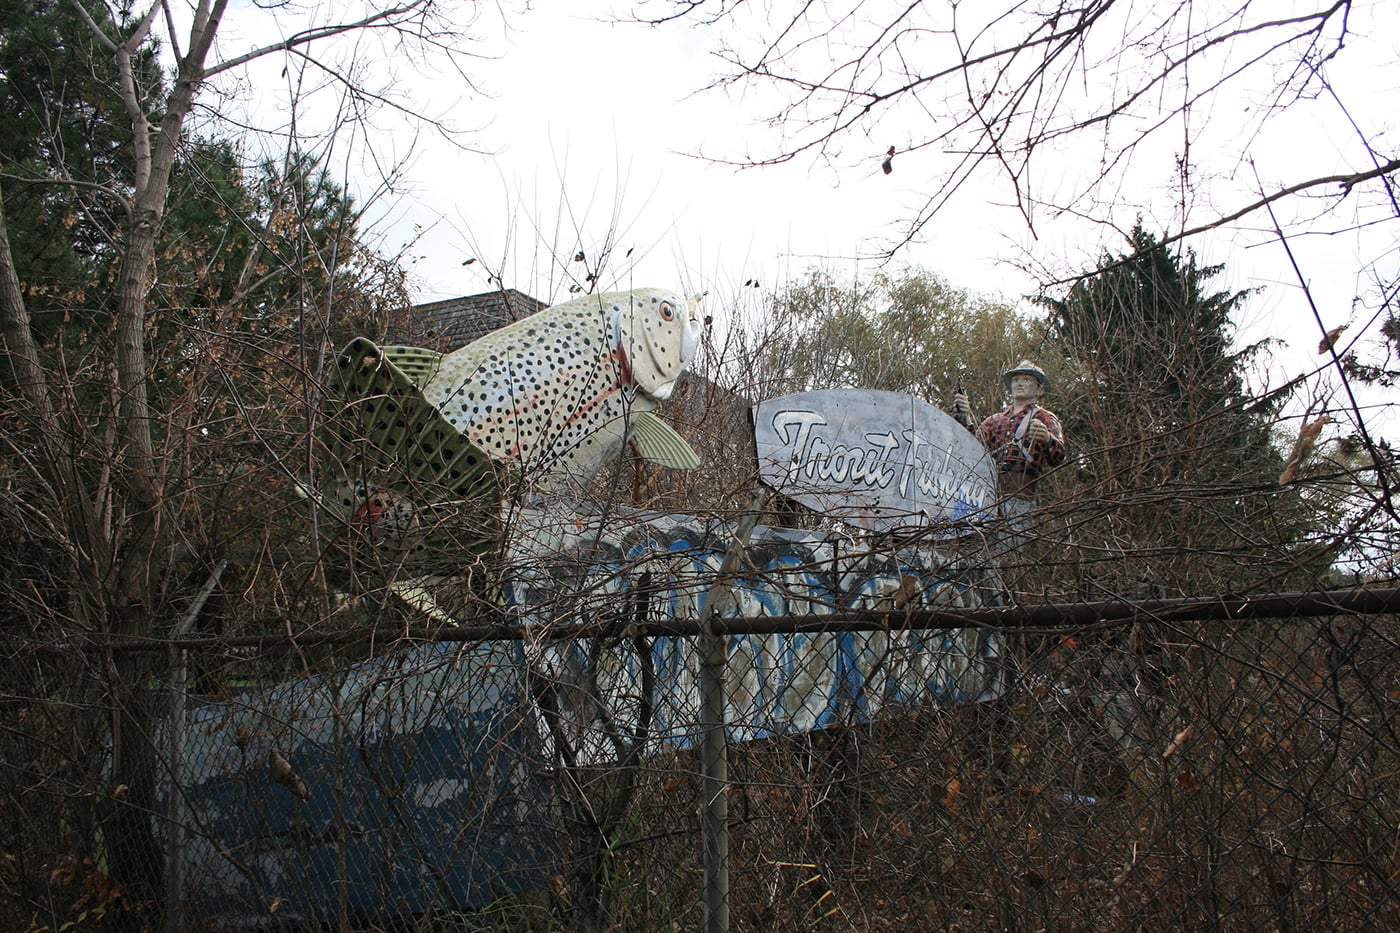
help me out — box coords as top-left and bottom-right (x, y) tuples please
(754, 389), (997, 530)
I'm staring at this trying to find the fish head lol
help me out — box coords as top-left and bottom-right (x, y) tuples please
(607, 288), (701, 401)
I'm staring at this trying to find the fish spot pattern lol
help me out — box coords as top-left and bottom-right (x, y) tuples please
(418, 288), (697, 487)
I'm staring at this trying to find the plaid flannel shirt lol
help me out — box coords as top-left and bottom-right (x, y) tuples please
(977, 404), (1066, 479)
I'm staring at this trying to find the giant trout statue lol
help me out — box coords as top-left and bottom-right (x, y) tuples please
(320, 289), (704, 554)
(421, 287), (701, 482)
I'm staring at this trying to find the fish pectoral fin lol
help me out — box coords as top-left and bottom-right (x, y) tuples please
(293, 478), (352, 524)
(630, 411), (701, 469)
(389, 578), (460, 625)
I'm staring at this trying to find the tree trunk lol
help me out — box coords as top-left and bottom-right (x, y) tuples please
(98, 10), (229, 925)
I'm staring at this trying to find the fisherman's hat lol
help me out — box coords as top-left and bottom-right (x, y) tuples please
(1002, 360), (1050, 392)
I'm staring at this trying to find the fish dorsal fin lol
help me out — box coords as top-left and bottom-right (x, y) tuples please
(630, 411), (700, 469)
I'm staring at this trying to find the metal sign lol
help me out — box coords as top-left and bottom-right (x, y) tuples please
(503, 506), (1004, 757)
(754, 389), (997, 530)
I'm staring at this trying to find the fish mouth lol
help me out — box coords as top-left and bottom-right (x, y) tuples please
(680, 314), (700, 369)
(649, 376), (681, 401)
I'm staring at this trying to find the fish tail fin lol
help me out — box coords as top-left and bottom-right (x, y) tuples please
(378, 345), (444, 390)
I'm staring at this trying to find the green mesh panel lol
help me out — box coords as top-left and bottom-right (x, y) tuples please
(323, 337), (501, 561)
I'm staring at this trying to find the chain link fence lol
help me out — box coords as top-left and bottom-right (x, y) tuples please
(4, 494), (1400, 932)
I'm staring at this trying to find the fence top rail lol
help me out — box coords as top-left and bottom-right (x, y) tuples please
(30, 586), (1400, 653)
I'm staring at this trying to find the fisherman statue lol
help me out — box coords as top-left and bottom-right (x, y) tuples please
(951, 360), (1065, 505)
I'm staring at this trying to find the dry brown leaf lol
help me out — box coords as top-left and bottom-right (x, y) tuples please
(1163, 724), (1195, 758)
(1318, 324), (1348, 353)
(1279, 416), (1332, 484)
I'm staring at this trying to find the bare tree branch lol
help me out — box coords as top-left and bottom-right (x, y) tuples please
(205, 3), (436, 78)
(633, 0), (1372, 259)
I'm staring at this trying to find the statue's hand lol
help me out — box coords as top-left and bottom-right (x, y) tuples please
(1026, 419), (1052, 444)
(952, 392), (972, 421)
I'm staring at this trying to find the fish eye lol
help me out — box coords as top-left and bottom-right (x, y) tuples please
(658, 301), (675, 321)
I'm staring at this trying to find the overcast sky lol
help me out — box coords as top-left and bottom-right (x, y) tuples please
(343, 0), (1116, 305)
(219, 0), (1397, 417)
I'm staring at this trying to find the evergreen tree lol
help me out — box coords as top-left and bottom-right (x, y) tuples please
(0, 3), (415, 918)
(1040, 224), (1323, 591)
(0, 0), (162, 316)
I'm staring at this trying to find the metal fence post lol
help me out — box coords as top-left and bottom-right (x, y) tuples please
(165, 649), (186, 933)
(697, 492), (767, 933)
(699, 622), (729, 933)
(165, 560), (226, 933)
